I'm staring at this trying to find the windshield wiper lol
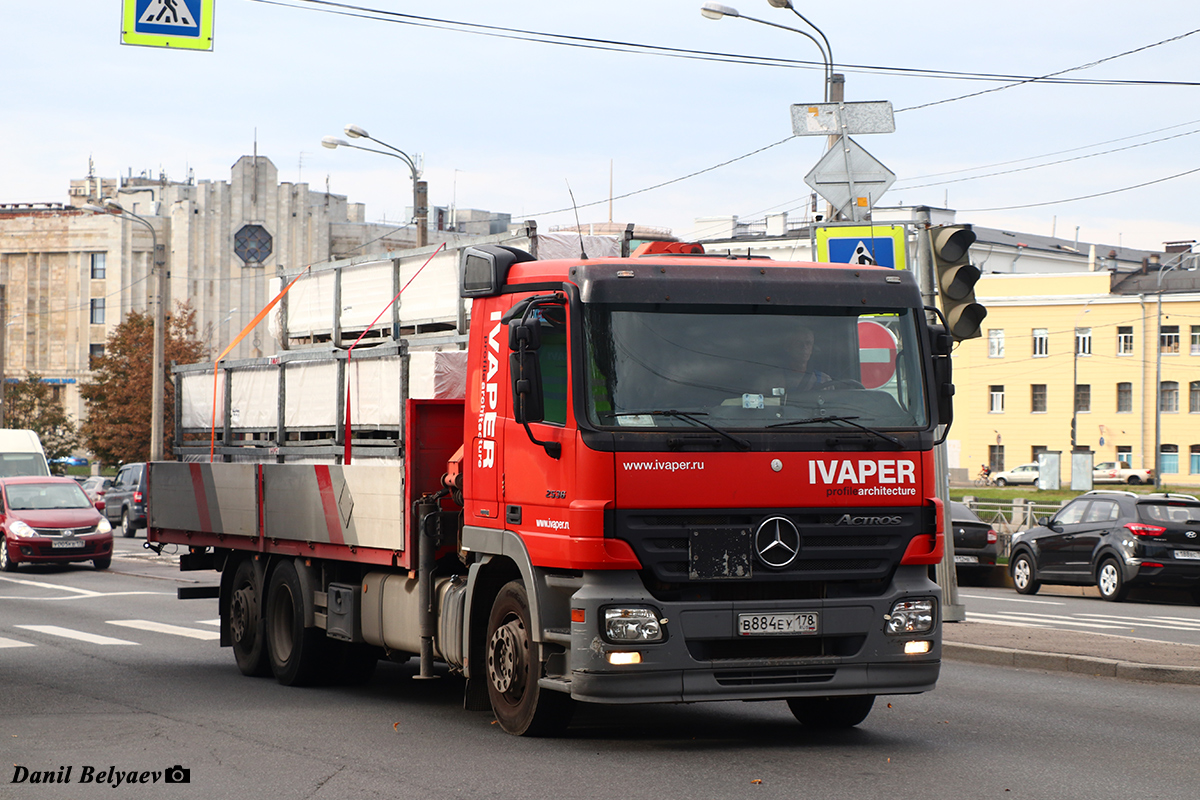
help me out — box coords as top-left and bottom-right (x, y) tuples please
(617, 410), (751, 451)
(768, 415), (901, 447)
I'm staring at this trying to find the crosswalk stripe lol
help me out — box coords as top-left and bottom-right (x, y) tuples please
(196, 619), (221, 627)
(15, 625), (138, 646)
(0, 636), (36, 649)
(107, 620), (220, 640)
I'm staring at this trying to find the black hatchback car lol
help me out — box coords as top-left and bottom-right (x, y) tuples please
(103, 462), (148, 538)
(949, 501), (999, 583)
(1009, 491), (1200, 603)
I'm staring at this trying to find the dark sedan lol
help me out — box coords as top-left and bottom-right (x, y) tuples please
(0, 477), (114, 571)
(1009, 491), (1200, 603)
(949, 501), (999, 583)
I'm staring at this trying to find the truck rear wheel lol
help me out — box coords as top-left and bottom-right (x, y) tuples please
(266, 561), (325, 686)
(786, 695), (875, 729)
(485, 581), (573, 736)
(229, 559), (271, 677)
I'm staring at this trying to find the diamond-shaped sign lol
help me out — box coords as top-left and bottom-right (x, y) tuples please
(804, 136), (895, 222)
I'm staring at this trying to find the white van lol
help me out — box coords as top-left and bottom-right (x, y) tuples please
(0, 429), (51, 477)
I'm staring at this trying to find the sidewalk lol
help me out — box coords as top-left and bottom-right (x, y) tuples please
(942, 619), (1200, 685)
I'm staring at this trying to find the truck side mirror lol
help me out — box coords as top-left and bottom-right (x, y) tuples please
(508, 318), (545, 425)
(928, 322), (954, 428)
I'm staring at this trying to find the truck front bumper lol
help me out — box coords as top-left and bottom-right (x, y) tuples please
(563, 568), (941, 704)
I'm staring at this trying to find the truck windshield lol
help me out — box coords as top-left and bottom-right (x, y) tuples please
(583, 306), (928, 430)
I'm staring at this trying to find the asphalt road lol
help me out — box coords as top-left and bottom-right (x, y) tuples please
(4, 550), (1200, 799)
(956, 584), (1200, 647)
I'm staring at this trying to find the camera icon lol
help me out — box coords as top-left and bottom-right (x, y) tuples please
(164, 765), (191, 784)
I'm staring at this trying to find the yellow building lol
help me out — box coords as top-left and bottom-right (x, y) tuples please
(950, 268), (1200, 486)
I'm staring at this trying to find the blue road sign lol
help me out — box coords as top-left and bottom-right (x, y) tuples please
(134, 0), (202, 37)
(816, 224), (908, 270)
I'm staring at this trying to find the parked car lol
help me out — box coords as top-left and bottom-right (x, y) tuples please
(0, 476), (114, 571)
(1092, 462), (1154, 485)
(991, 463), (1039, 487)
(1009, 490), (1200, 603)
(103, 463), (148, 538)
(50, 456), (89, 467)
(80, 476), (114, 511)
(949, 501), (1000, 583)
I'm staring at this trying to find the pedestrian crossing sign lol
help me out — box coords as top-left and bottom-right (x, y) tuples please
(121, 0), (214, 51)
(815, 224), (908, 270)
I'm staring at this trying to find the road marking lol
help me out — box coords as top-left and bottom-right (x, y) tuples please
(15, 625), (138, 646)
(0, 575), (172, 601)
(967, 612), (1129, 630)
(0, 636), (36, 649)
(959, 593), (1065, 606)
(197, 619), (220, 627)
(107, 620), (220, 640)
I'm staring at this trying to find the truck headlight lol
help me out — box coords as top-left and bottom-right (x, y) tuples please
(603, 607), (663, 642)
(886, 598), (935, 634)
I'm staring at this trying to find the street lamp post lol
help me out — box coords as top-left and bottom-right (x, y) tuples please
(1153, 254), (1197, 490)
(322, 126), (427, 248)
(85, 199), (168, 462)
(700, 2), (836, 102)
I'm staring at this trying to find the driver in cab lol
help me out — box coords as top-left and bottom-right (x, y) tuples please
(787, 326), (830, 392)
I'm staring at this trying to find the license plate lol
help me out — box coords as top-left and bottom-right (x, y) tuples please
(954, 555), (979, 564)
(51, 539), (85, 549)
(738, 612), (818, 636)
(1175, 550), (1200, 560)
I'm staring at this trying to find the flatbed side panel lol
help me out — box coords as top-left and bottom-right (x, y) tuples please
(261, 464), (404, 551)
(148, 463), (259, 537)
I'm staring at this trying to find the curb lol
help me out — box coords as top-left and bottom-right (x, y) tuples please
(943, 642), (1200, 686)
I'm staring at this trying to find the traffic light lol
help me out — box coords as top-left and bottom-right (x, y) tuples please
(931, 224), (987, 341)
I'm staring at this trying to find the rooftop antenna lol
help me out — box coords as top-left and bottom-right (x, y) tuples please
(566, 179), (588, 260)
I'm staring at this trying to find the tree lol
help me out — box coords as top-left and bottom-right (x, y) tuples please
(4, 374), (80, 468)
(81, 302), (207, 466)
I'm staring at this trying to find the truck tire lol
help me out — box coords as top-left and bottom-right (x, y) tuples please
(266, 561), (325, 686)
(787, 695), (875, 728)
(485, 581), (573, 736)
(229, 559), (271, 677)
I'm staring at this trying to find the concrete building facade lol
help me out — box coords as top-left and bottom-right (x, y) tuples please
(0, 156), (421, 425)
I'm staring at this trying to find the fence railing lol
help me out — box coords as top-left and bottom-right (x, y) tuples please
(959, 497), (1065, 558)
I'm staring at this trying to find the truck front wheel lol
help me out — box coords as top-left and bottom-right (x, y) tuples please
(229, 559), (270, 677)
(485, 581), (573, 736)
(266, 561), (325, 686)
(787, 695), (875, 729)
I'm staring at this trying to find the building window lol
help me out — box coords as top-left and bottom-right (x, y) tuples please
(234, 224), (273, 266)
(1161, 325), (1180, 355)
(1117, 326), (1134, 355)
(1032, 445), (1048, 462)
(1191, 325), (1200, 355)
(989, 385), (1005, 413)
(1032, 328), (1048, 357)
(1190, 380), (1200, 413)
(1031, 384), (1047, 413)
(89, 344), (105, 368)
(1160, 444), (1179, 475)
(1117, 382), (1133, 413)
(90, 252), (106, 279)
(1191, 445), (1200, 475)
(89, 298), (105, 325)
(1117, 446), (1132, 466)
(1161, 381), (1179, 413)
(1075, 327), (1092, 356)
(1075, 384), (1090, 413)
(988, 329), (1005, 358)
(989, 445), (1005, 473)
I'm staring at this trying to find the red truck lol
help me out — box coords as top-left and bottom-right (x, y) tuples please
(148, 241), (954, 735)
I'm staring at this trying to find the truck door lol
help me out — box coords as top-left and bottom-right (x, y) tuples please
(503, 303), (574, 540)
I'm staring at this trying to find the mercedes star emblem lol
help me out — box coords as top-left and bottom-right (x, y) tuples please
(754, 516), (801, 568)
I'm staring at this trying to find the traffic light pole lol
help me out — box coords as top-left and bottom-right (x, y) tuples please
(916, 208), (965, 622)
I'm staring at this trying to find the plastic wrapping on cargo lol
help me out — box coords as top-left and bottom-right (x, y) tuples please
(408, 351), (467, 399)
(536, 232), (619, 260)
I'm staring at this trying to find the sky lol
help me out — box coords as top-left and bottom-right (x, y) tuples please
(2, 0), (1198, 252)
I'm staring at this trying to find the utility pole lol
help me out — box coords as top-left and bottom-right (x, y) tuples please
(915, 206), (964, 622)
